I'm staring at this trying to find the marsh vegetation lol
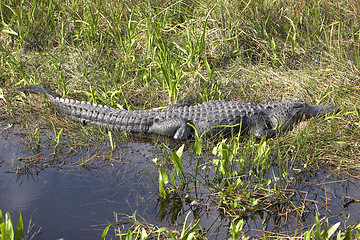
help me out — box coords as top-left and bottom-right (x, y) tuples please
(1, 0), (360, 239)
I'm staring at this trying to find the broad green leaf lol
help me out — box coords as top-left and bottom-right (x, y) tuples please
(14, 212), (23, 240)
(293, 228), (298, 238)
(158, 183), (166, 198)
(171, 145), (186, 186)
(140, 227), (148, 240)
(236, 219), (244, 232)
(176, 144), (184, 158)
(182, 220), (200, 240)
(158, 168), (169, 198)
(315, 214), (321, 239)
(328, 222), (341, 238)
(167, 231), (177, 240)
(171, 151), (182, 174)
(257, 136), (267, 156)
(101, 224), (111, 239)
(5, 213), (14, 240)
(194, 136), (202, 156)
(159, 168), (169, 185)
(0, 210), (3, 225)
(125, 229), (132, 240)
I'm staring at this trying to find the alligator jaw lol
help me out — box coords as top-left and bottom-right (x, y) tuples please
(304, 104), (335, 119)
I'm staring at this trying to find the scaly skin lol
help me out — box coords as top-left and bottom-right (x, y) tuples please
(18, 85), (335, 139)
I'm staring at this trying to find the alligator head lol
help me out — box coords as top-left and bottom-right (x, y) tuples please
(266, 100), (335, 132)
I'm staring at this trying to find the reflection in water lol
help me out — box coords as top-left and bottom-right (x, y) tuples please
(1, 123), (359, 239)
(157, 192), (184, 224)
(0, 173), (41, 211)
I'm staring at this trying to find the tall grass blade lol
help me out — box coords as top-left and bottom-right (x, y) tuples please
(108, 131), (116, 150)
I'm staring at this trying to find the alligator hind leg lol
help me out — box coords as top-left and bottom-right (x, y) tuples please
(148, 117), (192, 140)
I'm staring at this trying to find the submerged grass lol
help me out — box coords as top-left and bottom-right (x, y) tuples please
(1, 0), (360, 239)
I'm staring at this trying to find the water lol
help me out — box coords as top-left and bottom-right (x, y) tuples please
(0, 123), (161, 239)
(1, 122), (359, 239)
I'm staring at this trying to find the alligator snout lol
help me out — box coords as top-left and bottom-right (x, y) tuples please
(305, 104), (335, 119)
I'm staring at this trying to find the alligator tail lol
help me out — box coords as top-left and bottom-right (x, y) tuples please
(17, 84), (154, 133)
(17, 84), (58, 98)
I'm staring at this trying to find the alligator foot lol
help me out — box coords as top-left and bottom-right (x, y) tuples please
(148, 117), (193, 140)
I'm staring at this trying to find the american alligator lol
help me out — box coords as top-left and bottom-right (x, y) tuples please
(18, 85), (335, 140)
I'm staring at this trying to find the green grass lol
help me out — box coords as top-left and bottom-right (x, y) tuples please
(1, 0), (360, 239)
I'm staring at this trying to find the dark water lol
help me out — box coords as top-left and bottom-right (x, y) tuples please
(0, 123), (161, 239)
(1, 122), (360, 239)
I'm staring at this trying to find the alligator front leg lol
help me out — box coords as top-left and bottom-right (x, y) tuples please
(148, 117), (193, 140)
(254, 129), (281, 139)
(249, 113), (281, 139)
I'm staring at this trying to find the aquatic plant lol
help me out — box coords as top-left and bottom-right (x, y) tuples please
(0, 210), (23, 240)
(101, 211), (202, 240)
